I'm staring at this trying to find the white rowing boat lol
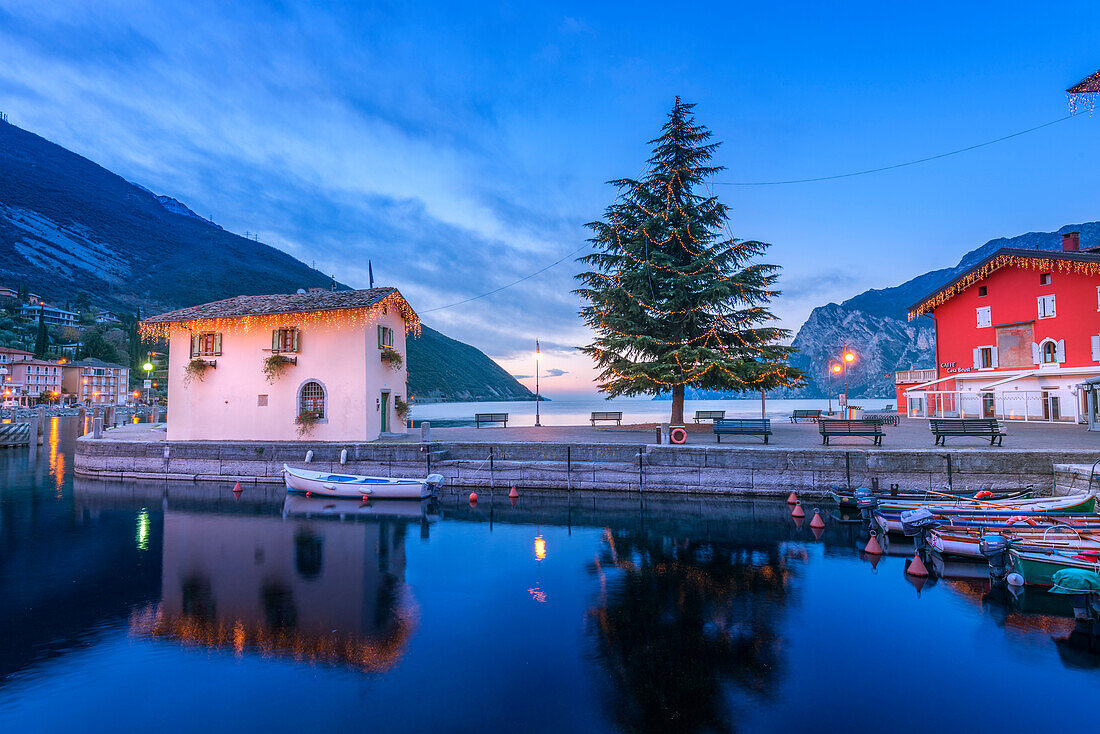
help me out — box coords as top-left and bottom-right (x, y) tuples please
(283, 464), (444, 499)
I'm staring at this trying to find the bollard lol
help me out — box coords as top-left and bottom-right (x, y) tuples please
(421, 421), (431, 443)
(92, 414), (103, 439)
(28, 414), (39, 446)
(36, 405), (46, 444)
(77, 407), (87, 436)
(661, 422), (670, 445)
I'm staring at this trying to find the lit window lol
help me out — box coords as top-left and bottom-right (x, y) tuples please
(192, 332), (221, 357)
(299, 381), (325, 419)
(273, 328), (299, 353)
(378, 325), (394, 348)
(1043, 341), (1058, 363)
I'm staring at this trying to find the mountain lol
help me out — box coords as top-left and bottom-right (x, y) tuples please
(783, 222), (1100, 398)
(0, 119), (533, 403)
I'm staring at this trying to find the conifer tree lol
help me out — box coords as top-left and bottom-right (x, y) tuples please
(575, 99), (803, 425)
(33, 313), (48, 358)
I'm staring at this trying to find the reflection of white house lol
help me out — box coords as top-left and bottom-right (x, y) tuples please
(142, 287), (418, 441)
(131, 511), (414, 671)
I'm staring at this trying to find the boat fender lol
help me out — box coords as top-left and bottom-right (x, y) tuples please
(1006, 572), (1025, 587)
(305, 450), (314, 463)
(340, 448), (348, 465)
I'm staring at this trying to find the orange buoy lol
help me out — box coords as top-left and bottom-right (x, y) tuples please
(305, 491), (312, 498)
(232, 481), (242, 493)
(787, 491), (798, 504)
(468, 491), (478, 505)
(508, 486), (519, 499)
(810, 509), (825, 529)
(791, 502), (805, 518)
(907, 553), (929, 577)
(864, 534), (883, 555)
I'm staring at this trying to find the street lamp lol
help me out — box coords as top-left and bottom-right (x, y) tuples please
(534, 340), (541, 427)
(841, 347), (856, 417)
(142, 359), (154, 404)
(828, 363), (841, 414)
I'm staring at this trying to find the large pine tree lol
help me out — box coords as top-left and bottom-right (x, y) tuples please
(576, 98), (803, 424)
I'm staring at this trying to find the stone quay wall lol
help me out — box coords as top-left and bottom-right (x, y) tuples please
(73, 436), (1094, 497)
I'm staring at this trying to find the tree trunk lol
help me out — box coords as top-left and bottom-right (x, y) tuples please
(671, 383), (685, 425)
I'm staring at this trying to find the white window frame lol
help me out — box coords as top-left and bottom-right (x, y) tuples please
(976, 306), (991, 328)
(1040, 272), (1052, 286)
(1037, 294), (1056, 319)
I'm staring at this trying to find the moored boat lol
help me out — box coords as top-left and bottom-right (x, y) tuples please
(876, 492), (1095, 513)
(829, 486), (1031, 509)
(283, 464), (445, 499)
(1010, 548), (1100, 587)
(929, 525), (1100, 558)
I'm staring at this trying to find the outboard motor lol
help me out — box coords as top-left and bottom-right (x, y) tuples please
(979, 534), (1011, 582)
(856, 492), (879, 531)
(900, 508), (942, 567)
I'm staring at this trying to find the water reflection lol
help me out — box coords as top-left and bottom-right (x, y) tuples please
(587, 528), (802, 734)
(129, 504), (419, 673)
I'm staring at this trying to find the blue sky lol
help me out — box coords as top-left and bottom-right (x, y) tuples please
(0, 1), (1098, 394)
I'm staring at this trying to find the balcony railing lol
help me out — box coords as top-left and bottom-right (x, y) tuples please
(895, 368), (937, 385)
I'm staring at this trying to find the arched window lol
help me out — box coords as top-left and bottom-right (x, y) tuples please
(299, 381), (326, 418)
(1043, 341), (1058, 363)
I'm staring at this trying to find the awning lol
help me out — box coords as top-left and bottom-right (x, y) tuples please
(980, 371), (1038, 391)
(905, 375), (955, 392)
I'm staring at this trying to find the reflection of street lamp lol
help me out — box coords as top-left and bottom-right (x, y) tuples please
(828, 363), (841, 414)
(534, 534), (546, 561)
(534, 340), (541, 427)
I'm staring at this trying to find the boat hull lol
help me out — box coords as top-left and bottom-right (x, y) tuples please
(1010, 549), (1100, 587)
(283, 464), (444, 499)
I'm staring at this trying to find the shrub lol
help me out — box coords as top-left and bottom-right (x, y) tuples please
(394, 395), (410, 420)
(263, 353), (294, 383)
(295, 409), (319, 437)
(183, 358), (209, 385)
(380, 347), (403, 370)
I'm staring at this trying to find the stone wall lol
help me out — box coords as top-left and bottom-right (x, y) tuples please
(75, 436), (1093, 496)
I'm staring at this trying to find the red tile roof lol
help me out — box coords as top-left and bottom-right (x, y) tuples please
(144, 287), (414, 324)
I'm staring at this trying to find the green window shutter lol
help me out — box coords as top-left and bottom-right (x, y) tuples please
(378, 325), (384, 348)
(272, 329), (279, 351)
(213, 333), (222, 356)
(190, 333), (199, 358)
(292, 328), (299, 353)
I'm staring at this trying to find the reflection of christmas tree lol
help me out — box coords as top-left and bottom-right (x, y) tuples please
(587, 531), (800, 733)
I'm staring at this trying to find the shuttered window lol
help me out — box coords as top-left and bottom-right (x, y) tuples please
(976, 306), (991, 328)
(272, 328), (300, 353)
(1037, 294), (1056, 319)
(378, 325), (394, 348)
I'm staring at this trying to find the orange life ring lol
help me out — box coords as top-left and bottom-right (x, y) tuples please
(974, 490), (994, 499)
(670, 426), (687, 444)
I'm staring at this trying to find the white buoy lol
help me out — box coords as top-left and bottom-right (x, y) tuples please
(305, 450), (314, 463)
(1006, 572), (1025, 587)
(340, 448), (348, 465)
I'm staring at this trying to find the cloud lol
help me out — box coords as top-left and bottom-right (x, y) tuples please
(544, 368), (569, 377)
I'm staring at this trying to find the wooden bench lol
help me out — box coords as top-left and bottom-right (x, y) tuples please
(714, 418), (772, 444)
(929, 418), (1006, 446)
(819, 418), (885, 446)
(790, 409), (822, 423)
(694, 410), (726, 423)
(474, 412), (508, 428)
(590, 411), (623, 426)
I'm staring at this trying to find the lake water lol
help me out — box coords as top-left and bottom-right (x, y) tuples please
(3, 417), (1099, 733)
(411, 396), (896, 427)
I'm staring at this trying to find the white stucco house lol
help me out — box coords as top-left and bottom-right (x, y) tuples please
(141, 287), (417, 442)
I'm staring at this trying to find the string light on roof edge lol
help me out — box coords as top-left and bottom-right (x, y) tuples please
(1067, 69), (1100, 115)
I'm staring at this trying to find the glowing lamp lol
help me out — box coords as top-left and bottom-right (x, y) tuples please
(844, 352), (855, 363)
(831, 364), (841, 374)
(142, 362), (153, 371)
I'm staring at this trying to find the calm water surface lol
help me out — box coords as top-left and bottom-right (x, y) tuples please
(2, 418), (1097, 733)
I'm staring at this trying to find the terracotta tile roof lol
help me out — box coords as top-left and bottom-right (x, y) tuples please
(144, 287), (408, 324)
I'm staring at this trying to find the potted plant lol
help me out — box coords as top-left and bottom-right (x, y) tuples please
(263, 353), (295, 383)
(183, 358), (210, 386)
(295, 409), (319, 438)
(394, 395), (410, 421)
(380, 347), (403, 370)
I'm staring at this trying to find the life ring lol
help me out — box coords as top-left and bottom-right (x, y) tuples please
(974, 490), (994, 499)
(670, 426), (687, 444)
(1005, 515), (1037, 526)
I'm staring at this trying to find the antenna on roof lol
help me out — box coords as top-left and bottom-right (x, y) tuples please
(331, 274), (336, 291)
(369, 260), (374, 289)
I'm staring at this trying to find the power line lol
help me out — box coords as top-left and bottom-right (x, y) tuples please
(420, 244), (588, 313)
(712, 112), (1082, 186)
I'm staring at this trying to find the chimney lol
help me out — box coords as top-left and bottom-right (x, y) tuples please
(1063, 231), (1080, 251)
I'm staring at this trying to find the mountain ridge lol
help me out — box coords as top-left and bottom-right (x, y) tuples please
(0, 119), (533, 403)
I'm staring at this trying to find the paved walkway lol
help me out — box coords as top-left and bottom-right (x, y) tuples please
(96, 417), (1100, 451)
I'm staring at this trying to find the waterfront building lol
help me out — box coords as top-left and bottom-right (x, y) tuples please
(905, 232), (1100, 423)
(62, 358), (132, 405)
(17, 302), (78, 327)
(1, 358), (62, 405)
(141, 287), (417, 442)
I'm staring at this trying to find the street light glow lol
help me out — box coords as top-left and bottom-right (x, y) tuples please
(844, 352), (855, 363)
(142, 362), (153, 371)
(831, 364), (841, 373)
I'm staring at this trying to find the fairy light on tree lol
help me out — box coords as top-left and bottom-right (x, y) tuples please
(575, 98), (803, 425)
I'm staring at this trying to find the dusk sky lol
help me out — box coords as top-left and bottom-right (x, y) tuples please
(1, 1), (1098, 395)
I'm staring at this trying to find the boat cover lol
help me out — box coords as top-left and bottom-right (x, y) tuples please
(1049, 569), (1100, 594)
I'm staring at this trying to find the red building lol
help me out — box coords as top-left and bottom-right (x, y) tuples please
(903, 232), (1100, 422)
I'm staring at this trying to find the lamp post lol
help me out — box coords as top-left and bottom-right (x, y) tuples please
(828, 363), (841, 414)
(534, 340), (541, 427)
(841, 347), (856, 417)
(142, 359), (154, 405)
